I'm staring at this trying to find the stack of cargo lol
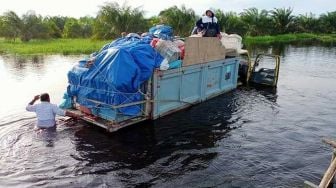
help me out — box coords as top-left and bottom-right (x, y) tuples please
(60, 24), (241, 132)
(62, 25), (232, 119)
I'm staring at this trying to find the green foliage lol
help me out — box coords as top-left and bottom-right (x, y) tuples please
(0, 4), (336, 48)
(20, 11), (51, 42)
(79, 16), (94, 38)
(63, 18), (82, 38)
(148, 16), (162, 26)
(159, 5), (196, 37)
(215, 11), (246, 36)
(244, 33), (336, 45)
(1, 11), (22, 41)
(294, 13), (320, 33)
(0, 38), (110, 55)
(44, 16), (68, 38)
(270, 7), (295, 34)
(240, 8), (271, 35)
(319, 11), (336, 33)
(93, 2), (147, 39)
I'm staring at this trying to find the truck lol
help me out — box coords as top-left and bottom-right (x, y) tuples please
(64, 37), (241, 132)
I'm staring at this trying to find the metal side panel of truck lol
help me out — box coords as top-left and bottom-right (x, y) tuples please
(78, 57), (239, 132)
(151, 57), (239, 119)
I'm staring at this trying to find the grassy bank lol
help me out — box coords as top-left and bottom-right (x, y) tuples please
(1, 34), (335, 55)
(0, 38), (111, 55)
(244, 33), (336, 45)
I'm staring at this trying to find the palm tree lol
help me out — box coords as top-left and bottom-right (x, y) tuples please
(319, 11), (336, 34)
(159, 5), (196, 37)
(1, 11), (22, 41)
(240, 8), (271, 36)
(93, 2), (147, 39)
(63, 18), (82, 38)
(215, 10), (246, 36)
(21, 11), (51, 41)
(270, 7), (295, 34)
(294, 13), (319, 33)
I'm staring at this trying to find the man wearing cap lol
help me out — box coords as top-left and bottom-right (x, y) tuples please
(26, 93), (81, 129)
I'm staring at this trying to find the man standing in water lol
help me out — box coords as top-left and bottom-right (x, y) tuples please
(26, 93), (80, 129)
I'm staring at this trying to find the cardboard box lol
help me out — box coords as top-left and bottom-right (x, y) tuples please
(183, 37), (226, 67)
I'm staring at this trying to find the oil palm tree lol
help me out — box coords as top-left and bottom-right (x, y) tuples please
(270, 7), (295, 34)
(20, 11), (51, 41)
(215, 10), (246, 36)
(1, 11), (22, 41)
(240, 8), (271, 36)
(319, 11), (336, 34)
(159, 5), (196, 37)
(94, 2), (147, 39)
(294, 13), (319, 33)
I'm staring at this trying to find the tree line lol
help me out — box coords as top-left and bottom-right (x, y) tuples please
(0, 2), (335, 42)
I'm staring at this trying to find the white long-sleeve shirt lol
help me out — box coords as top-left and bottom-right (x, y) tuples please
(26, 102), (66, 128)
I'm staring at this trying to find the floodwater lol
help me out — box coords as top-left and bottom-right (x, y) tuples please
(1, 45), (336, 187)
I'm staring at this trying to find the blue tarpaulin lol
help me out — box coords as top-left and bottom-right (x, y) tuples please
(66, 36), (163, 117)
(149, 25), (173, 40)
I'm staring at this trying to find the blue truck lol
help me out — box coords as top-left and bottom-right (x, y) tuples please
(65, 37), (240, 132)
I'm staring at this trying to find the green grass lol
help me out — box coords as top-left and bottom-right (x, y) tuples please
(1, 34), (335, 55)
(0, 38), (111, 55)
(244, 33), (336, 45)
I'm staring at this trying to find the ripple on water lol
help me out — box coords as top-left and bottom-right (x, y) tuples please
(1, 46), (336, 187)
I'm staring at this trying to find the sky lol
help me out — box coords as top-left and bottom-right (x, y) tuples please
(0, 0), (335, 18)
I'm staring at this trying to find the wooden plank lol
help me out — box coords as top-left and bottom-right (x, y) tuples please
(183, 37), (226, 67)
(320, 158), (336, 188)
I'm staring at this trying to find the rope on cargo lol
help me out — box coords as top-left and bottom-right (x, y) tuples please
(75, 84), (144, 95)
(83, 97), (193, 108)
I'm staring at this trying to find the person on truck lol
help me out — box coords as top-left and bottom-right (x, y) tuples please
(26, 93), (81, 129)
(196, 9), (221, 39)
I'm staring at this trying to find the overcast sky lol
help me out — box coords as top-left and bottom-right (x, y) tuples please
(0, 0), (335, 18)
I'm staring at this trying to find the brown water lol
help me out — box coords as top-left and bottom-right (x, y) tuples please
(1, 45), (336, 187)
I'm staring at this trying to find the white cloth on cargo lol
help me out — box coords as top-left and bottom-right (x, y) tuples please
(220, 33), (248, 55)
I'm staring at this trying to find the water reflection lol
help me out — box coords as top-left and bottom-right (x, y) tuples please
(0, 54), (79, 119)
(70, 93), (241, 185)
(1, 55), (46, 81)
(35, 127), (58, 147)
(1, 45), (336, 187)
(246, 43), (286, 57)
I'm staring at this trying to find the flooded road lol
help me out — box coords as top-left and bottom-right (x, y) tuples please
(1, 45), (336, 187)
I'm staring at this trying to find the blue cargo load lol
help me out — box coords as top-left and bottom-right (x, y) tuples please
(66, 36), (163, 118)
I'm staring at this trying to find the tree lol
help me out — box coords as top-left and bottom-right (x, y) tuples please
(148, 16), (161, 26)
(294, 13), (319, 33)
(240, 8), (271, 36)
(159, 5), (196, 37)
(93, 2), (147, 39)
(270, 7), (295, 34)
(0, 16), (4, 37)
(44, 16), (68, 38)
(79, 16), (94, 38)
(215, 11), (246, 36)
(20, 11), (51, 41)
(1, 11), (22, 41)
(319, 11), (336, 33)
(63, 18), (82, 38)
